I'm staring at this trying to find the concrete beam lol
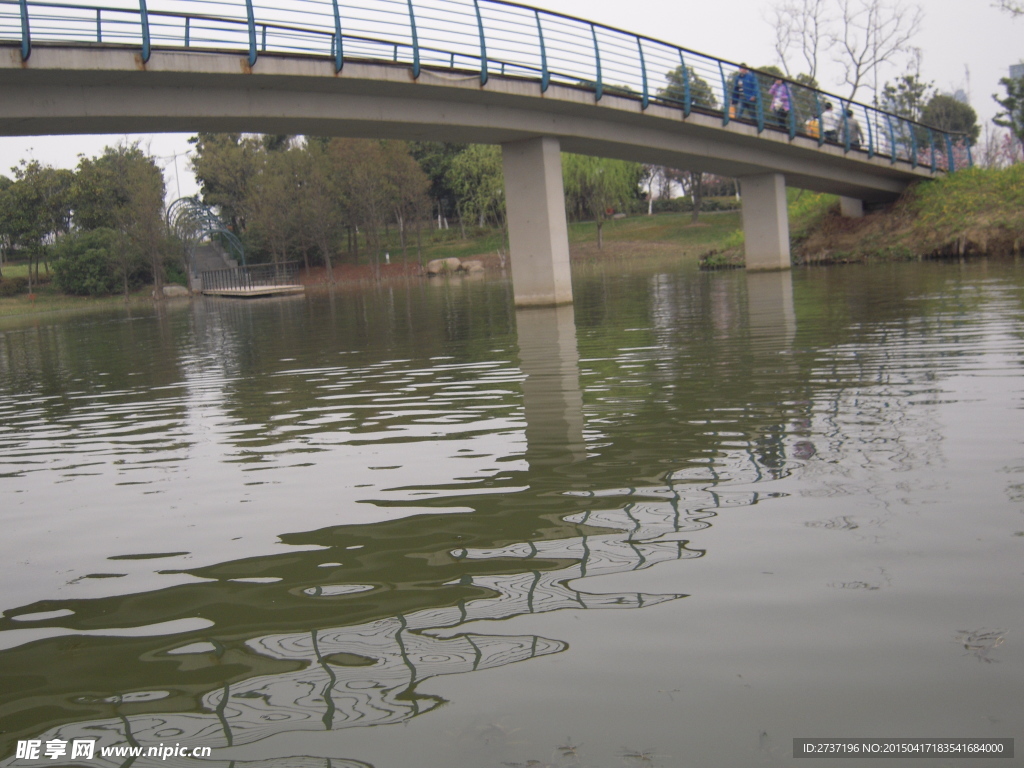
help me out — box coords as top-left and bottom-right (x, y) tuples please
(740, 173), (791, 272)
(0, 48), (937, 202)
(502, 137), (573, 307)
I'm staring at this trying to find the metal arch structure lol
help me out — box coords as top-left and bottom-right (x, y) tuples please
(167, 195), (246, 270)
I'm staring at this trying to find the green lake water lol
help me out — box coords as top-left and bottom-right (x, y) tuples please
(1, 258), (1022, 767)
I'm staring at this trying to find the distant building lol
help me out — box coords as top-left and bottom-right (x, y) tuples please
(1011, 63), (1024, 80)
(952, 89), (969, 104)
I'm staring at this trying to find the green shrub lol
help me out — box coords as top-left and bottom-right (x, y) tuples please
(721, 228), (745, 250)
(164, 259), (189, 287)
(699, 250), (744, 270)
(0, 276), (29, 297)
(649, 196), (742, 214)
(52, 229), (130, 296)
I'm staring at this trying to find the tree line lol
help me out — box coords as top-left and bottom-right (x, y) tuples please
(0, 136), (650, 296)
(190, 135), (655, 269)
(0, 144), (168, 297)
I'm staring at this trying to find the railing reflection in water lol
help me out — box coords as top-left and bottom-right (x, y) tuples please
(6, 487), (724, 765)
(1, 289), (805, 766)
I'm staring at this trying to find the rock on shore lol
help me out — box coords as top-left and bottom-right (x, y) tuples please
(425, 258), (485, 276)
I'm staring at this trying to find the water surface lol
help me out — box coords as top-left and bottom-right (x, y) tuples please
(1, 259), (1022, 766)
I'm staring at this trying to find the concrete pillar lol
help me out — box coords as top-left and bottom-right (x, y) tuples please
(501, 137), (573, 306)
(739, 173), (791, 272)
(516, 305), (586, 476)
(840, 196), (864, 218)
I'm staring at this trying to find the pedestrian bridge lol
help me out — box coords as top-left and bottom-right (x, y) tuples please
(0, 0), (970, 305)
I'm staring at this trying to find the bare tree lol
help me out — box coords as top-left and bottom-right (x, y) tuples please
(993, 0), (1023, 16)
(830, 0), (923, 102)
(641, 165), (660, 215)
(766, 0), (830, 81)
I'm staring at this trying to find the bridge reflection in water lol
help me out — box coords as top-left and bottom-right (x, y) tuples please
(8, 493), (711, 762)
(1, 275), (801, 767)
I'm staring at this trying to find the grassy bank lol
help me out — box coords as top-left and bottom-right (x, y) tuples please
(4, 164), (1018, 320)
(794, 164), (1024, 264)
(0, 262), (158, 320)
(0, 209), (743, 317)
(412, 206), (742, 264)
(0, 284), (154, 320)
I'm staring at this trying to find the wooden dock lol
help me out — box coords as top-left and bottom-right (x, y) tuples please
(200, 263), (304, 298)
(202, 285), (305, 298)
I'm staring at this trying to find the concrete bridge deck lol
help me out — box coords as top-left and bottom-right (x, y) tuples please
(0, 0), (968, 305)
(0, 45), (937, 202)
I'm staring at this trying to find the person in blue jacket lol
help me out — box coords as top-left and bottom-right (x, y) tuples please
(731, 65), (760, 121)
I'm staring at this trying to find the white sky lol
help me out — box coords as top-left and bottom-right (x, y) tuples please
(0, 0), (1019, 201)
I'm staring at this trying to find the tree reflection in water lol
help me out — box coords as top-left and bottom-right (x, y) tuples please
(1, 286), (798, 766)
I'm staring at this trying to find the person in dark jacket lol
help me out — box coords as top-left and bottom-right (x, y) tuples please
(844, 109), (864, 149)
(731, 65), (760, 122)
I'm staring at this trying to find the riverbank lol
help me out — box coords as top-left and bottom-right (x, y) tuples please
(0, 282), (156, 321)
(794, 164), (1024, 265)
(0, 210), (739, 316)
(3, 165), (1019, 319)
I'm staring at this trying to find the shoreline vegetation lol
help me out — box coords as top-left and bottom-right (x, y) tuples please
(2, 164), (1021, 320)
(0, 207), (743, 319)
(798, 163), (1024, 264)
(703, 163), (1024, 268)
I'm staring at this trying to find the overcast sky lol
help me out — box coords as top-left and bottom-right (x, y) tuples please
(0, 0), (1019, 201)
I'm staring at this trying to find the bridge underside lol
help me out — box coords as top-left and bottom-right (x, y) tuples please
(0, 46), (940, 303)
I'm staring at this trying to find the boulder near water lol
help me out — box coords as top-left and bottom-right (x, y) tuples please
(425, 257), (466, 276)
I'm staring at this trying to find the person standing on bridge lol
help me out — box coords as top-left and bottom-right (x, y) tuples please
(769, 78), (792, 129)
(844, 109), (863, 149)
(822, 102), (841, 142)
(731, 65), (760, 122)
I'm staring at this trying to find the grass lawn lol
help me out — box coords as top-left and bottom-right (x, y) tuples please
(413, 210), (742, 264)
(0, 263), (154, 320)
(1, 209), (744, 318)
(0, 289), (156, 320)
(1, 262), (34, 279)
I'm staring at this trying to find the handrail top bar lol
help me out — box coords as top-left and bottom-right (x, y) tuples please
(0, 0), (970, 142)
(12, 33), (552, 75)
(471, 0), (970, 138)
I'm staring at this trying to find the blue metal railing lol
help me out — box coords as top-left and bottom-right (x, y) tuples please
(0, 0), (972, 171)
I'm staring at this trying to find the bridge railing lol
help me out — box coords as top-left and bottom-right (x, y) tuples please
(0, 0), (972, 171)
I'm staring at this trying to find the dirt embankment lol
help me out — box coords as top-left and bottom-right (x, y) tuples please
(795, 165), (1024, 265)
(796, 204), (1023, 265)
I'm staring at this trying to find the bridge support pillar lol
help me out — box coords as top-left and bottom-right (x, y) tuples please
(840, 197), (864, 218)
(740, 173), (791, 271)
(502, 137), (573, 306)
